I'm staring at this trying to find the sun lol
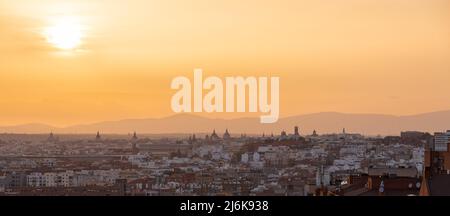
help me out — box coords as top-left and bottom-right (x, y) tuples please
(44, 17), (83, 50)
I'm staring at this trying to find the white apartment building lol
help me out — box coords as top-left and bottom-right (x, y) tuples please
(27, 171), (75, 187)
(27, 172), (46, 187)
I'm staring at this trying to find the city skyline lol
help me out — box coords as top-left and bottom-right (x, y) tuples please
(2, 110), (450, 135)
(0, 124), (447, 196)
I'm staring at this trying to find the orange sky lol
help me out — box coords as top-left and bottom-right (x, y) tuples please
(1, 0), (449, 126)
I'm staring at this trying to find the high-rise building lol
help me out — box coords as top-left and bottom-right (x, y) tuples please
(421, 130), (450, 195)
(131, 132), (138, 154)
(434, 131), (450, 152)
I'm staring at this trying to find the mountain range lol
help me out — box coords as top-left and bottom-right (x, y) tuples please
(1, 111), (450, 135)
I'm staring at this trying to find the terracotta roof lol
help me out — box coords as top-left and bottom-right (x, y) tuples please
(368, 168), (417, 178)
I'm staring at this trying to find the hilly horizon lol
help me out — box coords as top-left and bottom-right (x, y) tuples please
(1, 111), (450, 136)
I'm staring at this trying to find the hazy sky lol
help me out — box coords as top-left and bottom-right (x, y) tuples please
(1, 0), (449, 126)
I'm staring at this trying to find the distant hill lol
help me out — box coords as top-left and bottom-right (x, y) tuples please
(1, 111), (450, 135)
(0, 123), (58, 134)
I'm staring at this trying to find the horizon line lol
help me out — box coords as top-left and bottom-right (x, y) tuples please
(1, 109), (450, 128)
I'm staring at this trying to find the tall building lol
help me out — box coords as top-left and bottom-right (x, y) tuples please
(294, 126), (300, 136)
(434, 131), (450, 152)
(421, 130), (450, 195)
(131, 132), (138, 154)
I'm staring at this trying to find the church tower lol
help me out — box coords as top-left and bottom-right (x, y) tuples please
(96, 131), (101, 140)
(312, 130), (318, 137)
(223, 129), (231, 140)
(294, 126), (300, 136)
(211, 129), (220, 140)
(131, 131), (138, 154)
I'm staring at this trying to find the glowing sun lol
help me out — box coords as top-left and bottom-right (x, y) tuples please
(44, 17), (83, 50)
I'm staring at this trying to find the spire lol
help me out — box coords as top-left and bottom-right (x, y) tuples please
(132, 131), (138, 140)
(96, 131), (101, 140)
(47, 132), (56, 142)
(223, 129), (231, 140)
(211, 129), (219, 140)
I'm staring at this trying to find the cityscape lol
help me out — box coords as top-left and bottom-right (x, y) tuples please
(1, 127), (449, 196)
(1, 0), (449, 207)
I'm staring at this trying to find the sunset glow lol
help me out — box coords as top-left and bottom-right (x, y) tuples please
(1, 0), (450, 202)
(44, 16), (83, 50)
(0, 0), (449, 126)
